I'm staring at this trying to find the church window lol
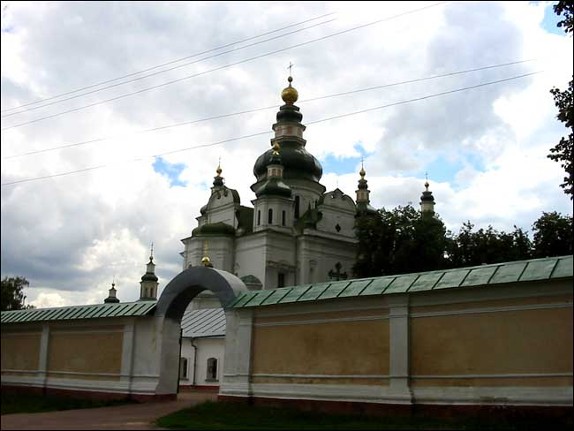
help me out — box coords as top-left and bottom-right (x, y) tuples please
(257, 210), (261, 226)
(278, 272), (286, 288)
(206, 357), (218, 381)
(282, 210), (286, 226)
(294, 196), (300, 219)
(268, 208), (273, 224)
(180, 357), (188, 380)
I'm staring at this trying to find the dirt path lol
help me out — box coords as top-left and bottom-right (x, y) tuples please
(0, 391), (217, 430)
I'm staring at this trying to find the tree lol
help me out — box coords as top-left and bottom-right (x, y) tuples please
(1, 276), (33, 311)
(446, 223), (532, 267)
(353, 205), (449, 277)
(532, 211), (573, 257)
(549, 1), (574, 199)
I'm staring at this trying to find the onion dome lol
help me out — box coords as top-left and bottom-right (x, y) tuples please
(253, 145), (322, 183)
(104, 281), (120, 304)
(255, 142), (292, 198)
(281, 76), (298, 105)
(253, 77), (323, 182)
(421, 181), (435, 203)
(253, 75), (323, 185)
(141, 247), (158, 282)
(420, 180), (436, 214)
(213, 163), (224, 188)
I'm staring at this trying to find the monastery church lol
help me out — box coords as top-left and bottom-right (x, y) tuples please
(173, 76), (435, 387)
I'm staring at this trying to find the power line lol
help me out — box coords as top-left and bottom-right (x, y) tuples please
(0, 12), (337, 114)
(1, 59), (534, 160)
(1, 71), (539, 187)
(0, 1), (449, 132)
(1, 16), (337, 118)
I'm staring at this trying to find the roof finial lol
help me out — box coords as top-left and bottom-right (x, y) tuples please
(425, 172), (429, 190)
(150, 242), (154, 261)
(216, 157), (222, 177)
(281, 63), (298, 104)
(201, 240), (213, 267)
(359, 158), (366, 178)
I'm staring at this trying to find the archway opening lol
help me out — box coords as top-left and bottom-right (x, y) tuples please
(153, 266), (247, 395)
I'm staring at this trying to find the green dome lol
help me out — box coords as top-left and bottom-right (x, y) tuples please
(141, 272), (158, 282)
(192, 222), (236, 236)
(253, 141), (322, 183)
(255, 178), (292, 198)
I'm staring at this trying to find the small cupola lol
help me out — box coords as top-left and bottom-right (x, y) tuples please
(139, 244), (159, 301)
(104, 281), (120, 304)
(420, 179), (436, 215)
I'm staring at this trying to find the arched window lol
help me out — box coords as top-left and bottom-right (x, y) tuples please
(206, 357), (218, 381)
(282, 210), (286, 226)
(257, 210), (261, 226)
(268, 208), (273, 224)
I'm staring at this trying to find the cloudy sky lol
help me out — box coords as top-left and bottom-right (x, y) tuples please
(1, 1), (572, 309)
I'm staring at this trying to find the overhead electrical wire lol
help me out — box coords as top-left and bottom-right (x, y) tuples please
(1, 71), (540, 187)
(1, 59), (535, 160)
(0, 12), (337, 115)
(1, 15), (337, 118)
(0, 1), (449, 132)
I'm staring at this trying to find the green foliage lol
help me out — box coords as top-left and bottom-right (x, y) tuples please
(353, 205), (449, 278)
(446, 223), (532, 267)
(532, 211), (573, 257)
(1, 276), (33, 311)
(554, 0), (574, 34)
(549, 2), (574, 199)
(155, 400), (569, 430)
(353, 206), (573, 276)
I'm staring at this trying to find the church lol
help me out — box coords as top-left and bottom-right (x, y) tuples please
(181, 74), (434, 293)
(175, 75), (435, 388)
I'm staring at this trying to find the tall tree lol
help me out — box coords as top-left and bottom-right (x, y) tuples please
(1, 276), (32, 311)
(549, 1), (574, 199)
(353, 205), (449, 277)
(532, 211), (573, 257)
(446, 223), (532, 267)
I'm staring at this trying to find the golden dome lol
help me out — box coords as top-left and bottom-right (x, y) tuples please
(359, 166), (366, 178)
(281, 76), (298, 104)
(201, 256), (211, 266)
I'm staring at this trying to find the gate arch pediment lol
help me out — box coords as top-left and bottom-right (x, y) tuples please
(155, 266), (246, 320)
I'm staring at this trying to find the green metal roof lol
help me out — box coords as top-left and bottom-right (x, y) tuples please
(230, 255), (573, 309)
(1, 301), (157, 325)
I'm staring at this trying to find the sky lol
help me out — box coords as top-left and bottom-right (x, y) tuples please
(1, 1), (572, 309)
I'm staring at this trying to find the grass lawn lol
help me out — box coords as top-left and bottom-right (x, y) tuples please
(155, 400), (571, 430)
(1, 392), (135, 415)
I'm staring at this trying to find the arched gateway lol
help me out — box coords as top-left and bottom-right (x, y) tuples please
(154, 266), (247, 396)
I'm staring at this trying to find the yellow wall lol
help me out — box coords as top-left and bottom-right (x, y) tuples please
(1, 331), (41, 371)
(411, 303), (573, 387)
(48, 328), (123, 377)
(251, 309), (389, 384)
